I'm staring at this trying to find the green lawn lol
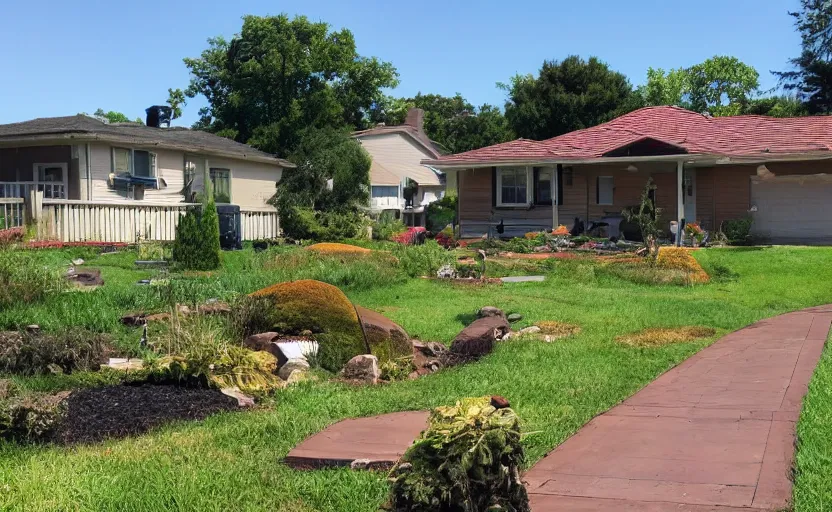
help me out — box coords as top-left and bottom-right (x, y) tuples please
(1, 245), (831, 511)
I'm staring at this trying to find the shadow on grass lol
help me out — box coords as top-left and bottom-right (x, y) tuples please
(454, 313), (478, 326)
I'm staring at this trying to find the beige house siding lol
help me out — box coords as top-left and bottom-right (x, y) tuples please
(207, 157), (281, 211)
(358, 133), (441, 186)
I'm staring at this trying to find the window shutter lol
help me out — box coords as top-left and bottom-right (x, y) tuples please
(532, 167), (540, 204)
(491, 167), (497, 207)
(556, 164), (564, 205)
(596, 176), (600, 204)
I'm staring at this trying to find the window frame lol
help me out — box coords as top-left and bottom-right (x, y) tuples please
(371, 185), (399, 199)
(496, 166), (532, 207)
(533, 167), (555, 206)
(209, 167), (232, 203)
(596, 175), (615, 206)
(111, 147), (156, 178)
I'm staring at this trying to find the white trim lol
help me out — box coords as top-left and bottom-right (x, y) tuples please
(496, 166), (532, 207)
(597, 175), (614, 205)
(31, 162), (69, 199)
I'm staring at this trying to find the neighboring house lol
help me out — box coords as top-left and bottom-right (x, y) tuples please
(354, 108), (445, 226)
(0, 107), (293, 241)
(423, 106), (832, 244)
(0, 108), (293, 209)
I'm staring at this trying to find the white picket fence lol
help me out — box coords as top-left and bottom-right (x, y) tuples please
(0, 198), (25, 230)
(38, 200), (280, 243)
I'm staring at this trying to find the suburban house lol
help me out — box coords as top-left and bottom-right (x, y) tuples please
(0, 107), (293, 241)
(423, 106), (832, 244)
(354, 108), (445, 226)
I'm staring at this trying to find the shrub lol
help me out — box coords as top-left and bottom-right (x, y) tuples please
(720, 217), (753, 245)
(0, 391), (70, 442)
(0, 249), (66, 308)
(616, 326), (717, 347)
(249, 280), (367, 371)
(393, 241), (455, 278)
(388, 396), (529, 512)
(656, 247), (710, 283)
(281, 206), (366, 241)
(372, 211), (406, 241)
(172, 202), (221, 271)
(425, 195), (457, 232)
(0, 329), (111, 376)
(0, 227), (24, 247)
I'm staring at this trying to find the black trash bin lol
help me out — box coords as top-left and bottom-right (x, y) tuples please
(215, 204), (242, 250)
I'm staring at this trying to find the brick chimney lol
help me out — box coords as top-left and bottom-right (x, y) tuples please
(404, 108), (425, 132)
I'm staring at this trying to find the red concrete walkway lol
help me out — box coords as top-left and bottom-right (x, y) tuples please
(526, 306), (832, 511)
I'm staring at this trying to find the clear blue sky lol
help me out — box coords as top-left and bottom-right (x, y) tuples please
(1, 0), (802, 126)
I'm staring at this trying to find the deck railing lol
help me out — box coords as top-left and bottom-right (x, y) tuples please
(0, 182), (65, 200)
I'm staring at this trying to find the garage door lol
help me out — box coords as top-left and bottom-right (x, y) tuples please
(750, 177), (832, 245)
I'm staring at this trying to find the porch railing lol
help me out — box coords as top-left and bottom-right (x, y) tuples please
(36, 199), (280, 243)
(0, 198), (24, 230)
(1, 182), (66, 200)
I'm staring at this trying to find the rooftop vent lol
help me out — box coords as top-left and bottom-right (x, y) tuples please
(145, 106), (173, 128)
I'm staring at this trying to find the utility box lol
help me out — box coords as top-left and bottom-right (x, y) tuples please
(215, 204), (242, 250)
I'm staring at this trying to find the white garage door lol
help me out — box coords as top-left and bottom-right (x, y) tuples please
(750, 177), (832, 245)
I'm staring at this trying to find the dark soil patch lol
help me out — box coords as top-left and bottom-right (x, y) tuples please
(67, 268), (104, 287)
(51, 385), (238, 445)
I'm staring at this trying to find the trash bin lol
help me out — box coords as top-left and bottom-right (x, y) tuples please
(215, 204), (242, 250)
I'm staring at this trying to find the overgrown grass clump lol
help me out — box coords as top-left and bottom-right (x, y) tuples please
(616, 326), (717, 347)
(0, 249), (66, 308)
(535, 321), (581, 339)
(0, 329), (111, 376)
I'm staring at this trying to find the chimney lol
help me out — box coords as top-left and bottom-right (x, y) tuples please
(145, 105), (173, 128)
(404, 108), (425, 132)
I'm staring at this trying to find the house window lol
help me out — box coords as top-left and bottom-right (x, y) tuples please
(534, 168), (553, 205)
(112, 148), (156, 177)
(372, 186), (398, 198)
(497, 167), (529, 206)
(597, 176), (614, 205)
(113, 148), (131, 174)
(210, 168), (231, 203)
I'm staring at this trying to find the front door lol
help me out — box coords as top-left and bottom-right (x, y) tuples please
(683, 168), (696, 223)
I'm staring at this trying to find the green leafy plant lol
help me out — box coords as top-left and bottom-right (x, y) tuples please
(426, 195), (457, 232)
(372, 211), (406, 241)
(393, 241), (455, 278)
(0, 329), (111, 376)
(719, 217), (753, 245)
(388, 396), (529, 512)
(0, 249), (66, 308)
(622, 178), (663, 259)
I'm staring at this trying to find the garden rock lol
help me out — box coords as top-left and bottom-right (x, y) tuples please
(198, 301), (232, 315)
(355, 306), (412, 361)
(278, 358), (310, 381)
(103, 358), (144, 371)
(519, 326), (542, 336)
(450, 316), (510, 360)
(412, 341), (446, 375)
(341, 354), (380, 384)
(220, 386), (256, 408)
(120, 313), (147, 326)
(243, 332), (280, 352)
(286, 369), (308, 384)
(477, 306), (506, 319)
(436, 264), (457, 279)
(507, 313), (523, 323)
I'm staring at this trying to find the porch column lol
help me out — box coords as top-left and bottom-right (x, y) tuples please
(676, 160), (684, 246)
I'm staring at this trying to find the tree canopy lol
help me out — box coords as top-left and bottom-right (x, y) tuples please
(183, 14), (398, 157)
(86, 109), (142, 124)
(775, 0), (832, 114)
(503, 56), (642, 140)
(640, 56), (760, 116)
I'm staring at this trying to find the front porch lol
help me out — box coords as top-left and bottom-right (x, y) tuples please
(455, 160), (694, 239)
(0, 145), (77, 200)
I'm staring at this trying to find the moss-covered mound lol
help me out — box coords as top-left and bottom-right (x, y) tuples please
(306, 243), (371, 255)
(388, 396), (529, 512)
(250, 280), (368, 371)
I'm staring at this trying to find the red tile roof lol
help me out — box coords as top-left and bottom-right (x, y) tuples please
(424, 106), (832, 166)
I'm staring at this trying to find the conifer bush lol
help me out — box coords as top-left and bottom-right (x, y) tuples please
(172, 200), (222, 271)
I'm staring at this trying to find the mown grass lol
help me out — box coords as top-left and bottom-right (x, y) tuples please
(0, 245), (831, 511)
(793, 330), (832, 511)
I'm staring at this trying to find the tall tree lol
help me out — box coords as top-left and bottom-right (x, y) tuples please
(85, 109), (142, 124)
(686, 56), (759, 115)
(639, 67), (689, 107)
(183, 14), (398, 157)
(775, 0), (832, 113)
(503, 56), (642, 140)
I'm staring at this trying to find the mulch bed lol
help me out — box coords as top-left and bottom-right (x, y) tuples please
(50, 384), (238, 445)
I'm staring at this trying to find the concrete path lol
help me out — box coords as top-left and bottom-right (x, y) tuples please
(526, 306), (832, 511)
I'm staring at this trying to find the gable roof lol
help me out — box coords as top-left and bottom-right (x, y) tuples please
(353, 124), (443, 160)
(0, 115), (295, 167)
(423, 106), (832, 167)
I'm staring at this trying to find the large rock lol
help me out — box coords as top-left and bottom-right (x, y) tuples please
(278, 358), (310, 381)
(412, 341), (447, 376)
(477, 306), (506, 319)
(341, 354), (380, 384)
(355, 306), (412, 361)
(249, 280), (368, 372)
(450, 316), (510, 360)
